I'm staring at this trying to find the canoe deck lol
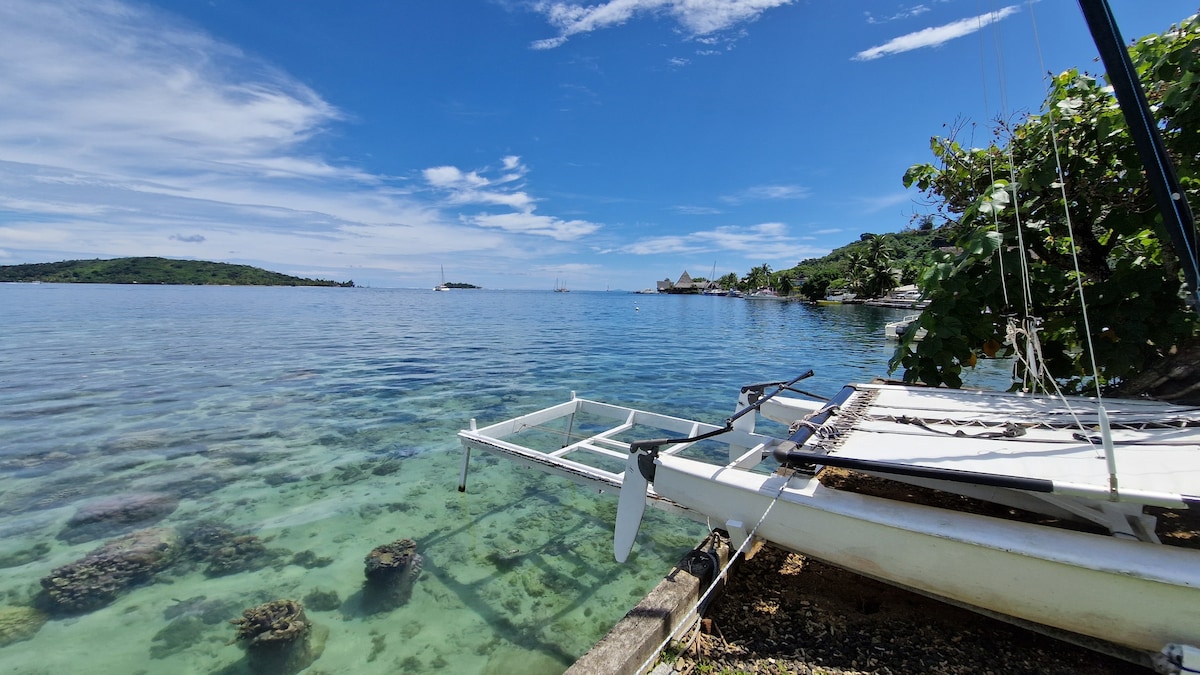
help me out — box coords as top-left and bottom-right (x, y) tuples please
(816, 383), (1200, 505)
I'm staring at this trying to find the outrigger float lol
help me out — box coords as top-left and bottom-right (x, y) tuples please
(459, 371), (1200, 673)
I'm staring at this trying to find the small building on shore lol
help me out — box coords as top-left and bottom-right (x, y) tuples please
(658, 271), (701, 294)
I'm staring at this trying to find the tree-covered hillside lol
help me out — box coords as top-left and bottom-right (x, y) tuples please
(789, 223), (951, 300)
(703, 223), (949, 300)
(0, 257), (354, 287)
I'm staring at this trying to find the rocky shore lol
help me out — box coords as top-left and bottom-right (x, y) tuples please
(660, 544), (1141, 675)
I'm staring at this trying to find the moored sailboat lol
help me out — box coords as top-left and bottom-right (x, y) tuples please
(434, 266), (450, 291)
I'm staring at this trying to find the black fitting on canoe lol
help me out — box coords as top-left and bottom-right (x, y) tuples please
(627, 439), (663, 482)
(776, 444), (1055, 493)
(772, 385), (858, 465)
(739, 369), (815, 405)
(629, 439), (666, 453)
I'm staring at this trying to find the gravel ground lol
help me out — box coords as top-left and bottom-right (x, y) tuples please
(659, 544), (1143, 675)
(646, 464), (1200, 675)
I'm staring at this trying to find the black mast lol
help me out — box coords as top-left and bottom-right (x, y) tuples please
(1077, 0), (1200, 311)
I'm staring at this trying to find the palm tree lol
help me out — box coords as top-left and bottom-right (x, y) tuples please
(775, 272), (795, 297)
(746, 263), (773, 291)
(865, 235), (894, 268)
(863, 236), (897, 298)
(844, 251), (868, 294)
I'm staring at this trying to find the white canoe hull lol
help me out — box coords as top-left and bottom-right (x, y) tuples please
(653, 452), (1200, 654)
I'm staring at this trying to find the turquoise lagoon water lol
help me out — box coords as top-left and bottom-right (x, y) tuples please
(0, 284), (1013, 674)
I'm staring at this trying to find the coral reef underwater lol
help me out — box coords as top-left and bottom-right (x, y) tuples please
(40, 526), (180, 613)
(57, 492), (179, 545)
(362, 538), (424, 613)
(230, 599), (324, 675)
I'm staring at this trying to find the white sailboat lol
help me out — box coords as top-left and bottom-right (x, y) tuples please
(434, 266), (450, 291)
(702, 261), (727, 296)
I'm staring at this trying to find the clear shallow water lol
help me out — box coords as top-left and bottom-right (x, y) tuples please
(0, 285), (1012, 674)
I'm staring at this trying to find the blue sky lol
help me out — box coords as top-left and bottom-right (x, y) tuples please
(0, 1), (1194, 289)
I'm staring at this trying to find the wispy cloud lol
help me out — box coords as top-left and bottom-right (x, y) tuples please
(422, 156), (599, 240)
(673, 205), (724, 216)
(465, 211), (601, 241)
(620, 222), (823, 263)
(423, 156), (535, 210)
(0, 2), (344, 180)
(864, 3), (931, 25)
(854, 5), (1021, 61)
(721, 183), (810, 205)
(859, 192), (915, 213)
(0, 0), (596, 283)
(529, 0), (794, 49)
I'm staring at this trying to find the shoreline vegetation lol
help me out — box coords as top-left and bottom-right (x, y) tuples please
(0, 257), (355, 287)
(653, 223), (945, 301)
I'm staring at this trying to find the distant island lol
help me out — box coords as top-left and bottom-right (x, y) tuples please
(0, 257), (355, 287)
(444, 282), (480, 289)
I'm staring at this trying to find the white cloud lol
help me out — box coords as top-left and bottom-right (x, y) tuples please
(467, 211), (601, 241)
(854, 5), (1021, 61)
(530, 0), (794, 49)
(859, 192), (914, 213)
(0, 0), (600, 285)
(721, 183), (810, 204)
(864, 4), (931, 25)
(674, 204), (724, 215)
(623, 235), (697, 255)
(423, 164), (536, 209)
(420, 156), (591, 236)
(621, 221), (822, 262)
(423, 166), (490, 189)
(0, 2), (342, 178)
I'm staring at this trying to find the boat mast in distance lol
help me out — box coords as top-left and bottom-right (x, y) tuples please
(434, 265), (450, 291)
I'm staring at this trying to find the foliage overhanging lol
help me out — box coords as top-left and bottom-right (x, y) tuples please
(890, 13), (1200, 399)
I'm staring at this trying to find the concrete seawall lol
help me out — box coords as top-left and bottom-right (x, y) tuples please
(566, 531), (734, 675)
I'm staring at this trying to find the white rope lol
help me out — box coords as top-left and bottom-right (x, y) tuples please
(990, 6), (1037, 323)
(1005, 316), (1052, 392)
(976, 0), (1013, 307)
(787, 403), (842, 440)
(977, 1), (1049, 394)
(633, 478), (790, 675)
(962, 2), (1118, 465)
(1026, 0), (1120, 487)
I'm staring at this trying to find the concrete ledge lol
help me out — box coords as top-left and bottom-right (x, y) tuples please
(566, 531), (734, 675)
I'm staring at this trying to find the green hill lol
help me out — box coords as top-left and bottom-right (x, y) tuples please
(782, 222), (952, 300)
(0, 257), (354, 287)
(795, 226), (948, 279)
